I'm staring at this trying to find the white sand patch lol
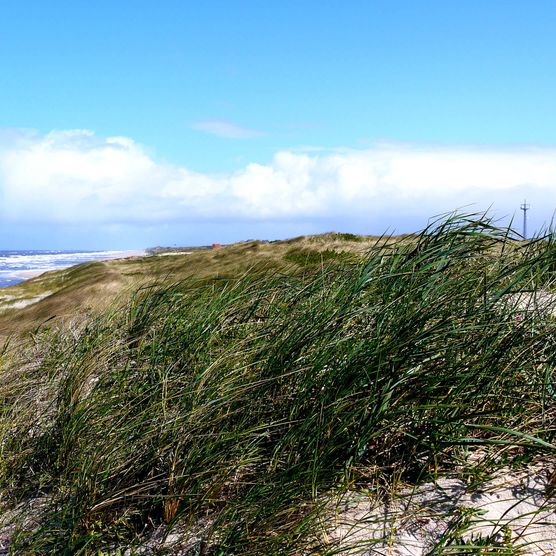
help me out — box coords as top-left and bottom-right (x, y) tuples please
(9, 269), (48, 280)
(156, 251), (193, 256)
(326, 464), (556, 554)
(0, 292), (52, 311)
(507, 291), (556, 311)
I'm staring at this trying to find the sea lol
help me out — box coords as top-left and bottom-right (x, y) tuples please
(0, 250), (145, 288)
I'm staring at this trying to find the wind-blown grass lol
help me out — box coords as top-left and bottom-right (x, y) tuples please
(2, 214), (556, 554)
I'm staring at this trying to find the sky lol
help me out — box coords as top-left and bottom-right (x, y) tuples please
(1, 0), (556, 249)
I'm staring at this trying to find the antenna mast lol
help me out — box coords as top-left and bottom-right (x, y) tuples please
(520, 200), (530, 239)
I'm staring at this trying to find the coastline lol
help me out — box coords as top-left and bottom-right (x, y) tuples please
(0, 249), (146, 288)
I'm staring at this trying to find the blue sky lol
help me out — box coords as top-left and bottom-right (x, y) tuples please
(1, 1), (556, 248)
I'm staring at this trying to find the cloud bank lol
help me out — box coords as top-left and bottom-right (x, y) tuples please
(1, 129), (555, 232)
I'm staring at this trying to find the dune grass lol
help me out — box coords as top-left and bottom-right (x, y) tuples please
(1, 214), (556, 554)
(0, 234), (380, 340)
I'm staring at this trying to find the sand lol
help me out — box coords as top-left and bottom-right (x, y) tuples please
(327, 463), (556, 554)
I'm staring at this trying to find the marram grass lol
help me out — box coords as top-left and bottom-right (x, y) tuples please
(2, 214), (556, 554)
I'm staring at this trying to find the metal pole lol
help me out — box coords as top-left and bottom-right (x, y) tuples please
(520, 200), (530, 239)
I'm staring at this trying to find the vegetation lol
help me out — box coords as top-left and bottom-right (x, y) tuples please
(1, 214), (556, 554)
(0, 235), (379, 339)
(332, 232), (365, 242)
(283, 247), (357, 266)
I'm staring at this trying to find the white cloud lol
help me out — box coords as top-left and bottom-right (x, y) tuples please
(192, 119), (265, 139)
(1, 129), (555, 230)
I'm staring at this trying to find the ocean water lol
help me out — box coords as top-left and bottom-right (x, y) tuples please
(0, 250), (144, 288)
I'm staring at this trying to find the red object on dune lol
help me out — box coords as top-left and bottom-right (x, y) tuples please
(212, 243), (223, 249)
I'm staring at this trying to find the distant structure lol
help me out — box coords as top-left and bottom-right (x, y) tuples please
(520, 200), (530, 239)
(212, 243), (223, 249)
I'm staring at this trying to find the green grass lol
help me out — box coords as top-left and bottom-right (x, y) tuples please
(0, 234), (379, 339)
(283, 247), (357, 266)
(332, 232), (365, 242)
(1, 214), (556, 554)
